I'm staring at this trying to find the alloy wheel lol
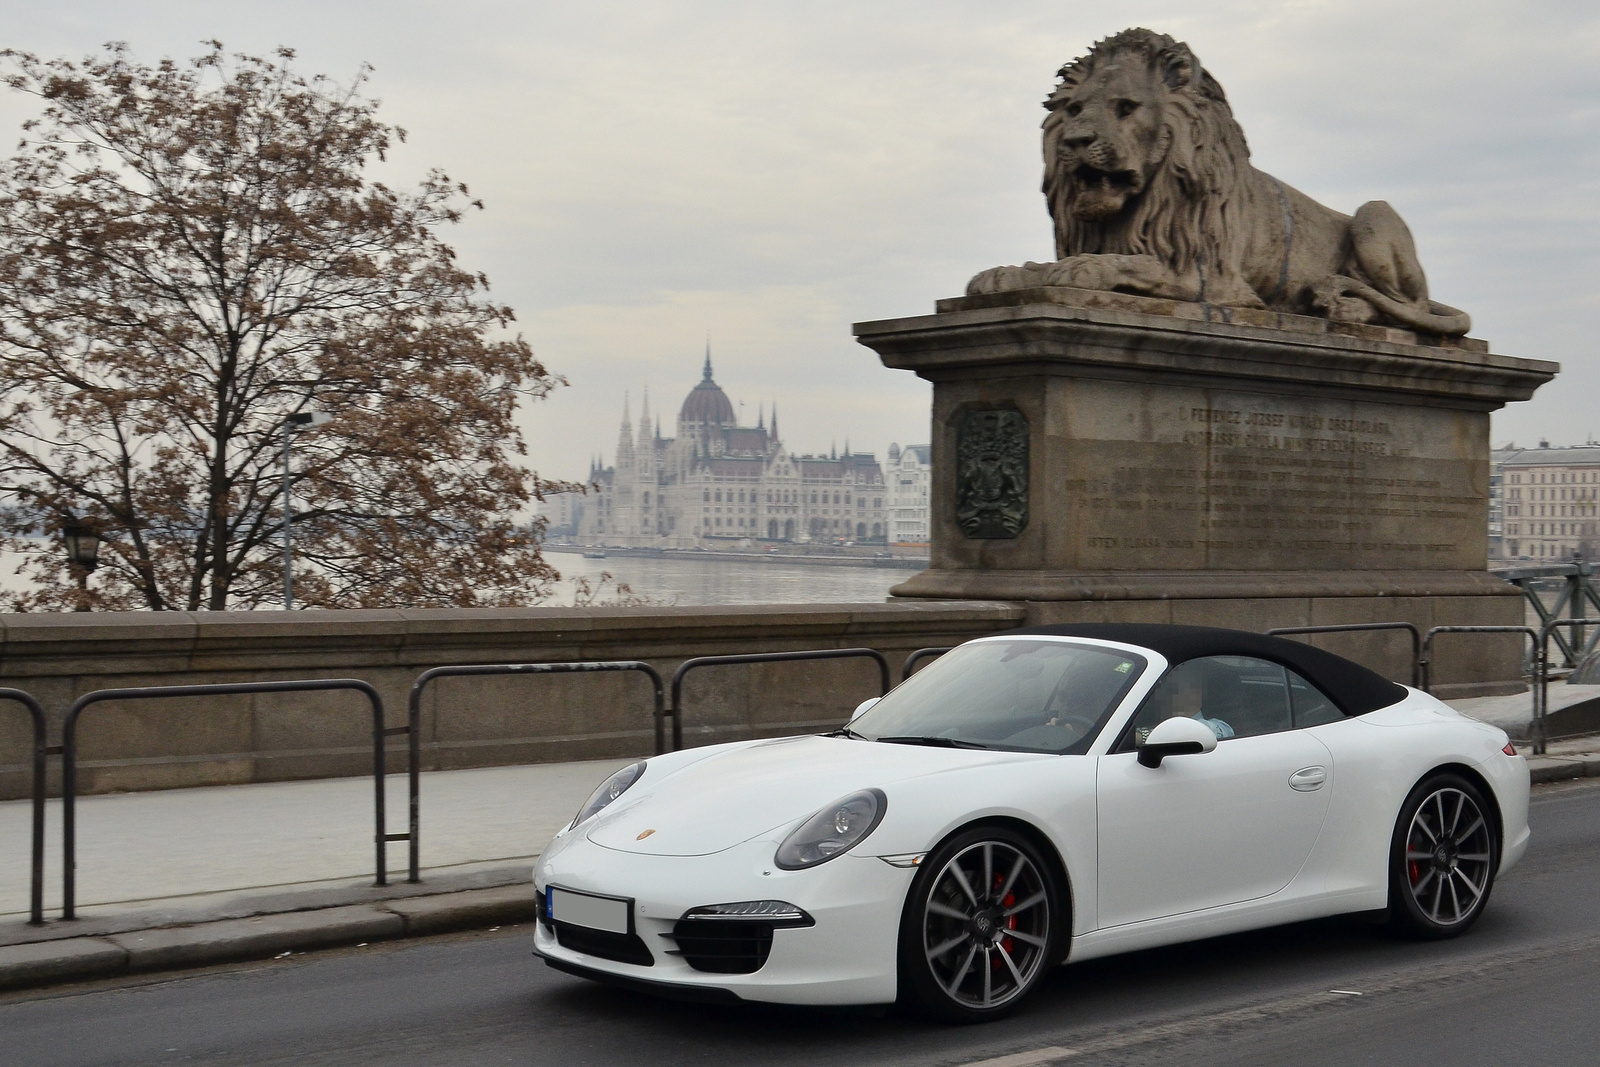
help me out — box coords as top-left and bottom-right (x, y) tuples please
(920, 839), (1051, 1011)
(1403, 785), (1494, 927)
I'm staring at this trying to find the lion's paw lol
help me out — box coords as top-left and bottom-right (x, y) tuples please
(1044, 256), (1119, 291)
(966, 264), (1042, 296)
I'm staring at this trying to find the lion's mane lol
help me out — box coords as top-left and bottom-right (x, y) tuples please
(1042, 29), (1259, 289)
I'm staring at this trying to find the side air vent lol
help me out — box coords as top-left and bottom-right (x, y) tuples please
(668, 901), (814, 975)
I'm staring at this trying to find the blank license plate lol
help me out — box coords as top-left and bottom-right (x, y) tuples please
(550, 888), (629, 934)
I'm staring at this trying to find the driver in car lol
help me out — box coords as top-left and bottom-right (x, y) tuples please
(1135, 661), (1236, 743)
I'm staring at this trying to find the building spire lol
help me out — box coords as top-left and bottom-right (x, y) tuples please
(637, 386), (652, 456)
(614, 390), (633, 470)
(771, 402), (779, 443)
(757, 402), (765, 430)
(702, 338), (713, 382)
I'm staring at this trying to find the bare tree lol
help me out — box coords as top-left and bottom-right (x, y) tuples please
(0, 43), (575, 610)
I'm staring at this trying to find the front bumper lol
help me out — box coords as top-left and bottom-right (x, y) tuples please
(533, 834), (914, 1005)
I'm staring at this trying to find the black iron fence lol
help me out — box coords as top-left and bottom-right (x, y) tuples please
(1536, 618), (1597, 755)
(669, 648), (891, 750)
(1, 688), (48, 925)
(405, 661), (666, 883)
(1265, 623), (1423, 688)
(29, 619), (1568, 922)
(60, 679), (390, 920)
(1418, 625), (1540, 700)
(902, 647), (953, 683)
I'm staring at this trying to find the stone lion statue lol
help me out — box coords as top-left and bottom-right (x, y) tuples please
(968, 28), (1471, 335)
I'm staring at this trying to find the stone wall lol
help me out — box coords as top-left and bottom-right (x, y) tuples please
(0, 602), (1023, 800)
(0, 594), (1528, 801)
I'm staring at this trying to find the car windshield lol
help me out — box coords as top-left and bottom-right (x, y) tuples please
(851, 639), (1148, 753)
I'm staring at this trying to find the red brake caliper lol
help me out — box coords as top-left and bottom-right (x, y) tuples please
(987, 873), (1018, 969)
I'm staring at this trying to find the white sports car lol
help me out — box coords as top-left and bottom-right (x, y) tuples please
(532, 624), (1530, 1022)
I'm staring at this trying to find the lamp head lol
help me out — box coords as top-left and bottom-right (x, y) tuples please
(62, 522), (101, 571)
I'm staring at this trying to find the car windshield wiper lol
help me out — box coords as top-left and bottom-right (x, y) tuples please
(874, 735), (992, 750)
(824, 726), (870, 740)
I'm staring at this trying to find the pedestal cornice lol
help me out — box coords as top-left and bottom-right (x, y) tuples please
(855, 287), (1556, 411)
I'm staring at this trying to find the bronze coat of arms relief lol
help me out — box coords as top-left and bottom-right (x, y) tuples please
(955, 409), (1030, 538)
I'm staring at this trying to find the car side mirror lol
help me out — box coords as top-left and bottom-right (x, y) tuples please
(1136, 716), (1219, 768)
(852, 697), (881, 719)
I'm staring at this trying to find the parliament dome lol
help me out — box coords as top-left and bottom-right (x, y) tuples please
(679, 351), (736, 428)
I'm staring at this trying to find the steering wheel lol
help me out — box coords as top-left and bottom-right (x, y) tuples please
(1045, 713), (1099, 738)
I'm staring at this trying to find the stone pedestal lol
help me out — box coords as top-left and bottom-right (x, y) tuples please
(855, 287), (1558, 695)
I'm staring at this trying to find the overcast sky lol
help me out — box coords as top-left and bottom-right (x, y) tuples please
(4, 1), (1598, 484)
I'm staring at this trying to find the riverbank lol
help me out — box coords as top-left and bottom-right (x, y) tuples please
(543, 543), (929, 570)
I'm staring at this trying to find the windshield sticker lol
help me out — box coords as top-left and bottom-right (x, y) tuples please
(1115, 661), (1133, 673)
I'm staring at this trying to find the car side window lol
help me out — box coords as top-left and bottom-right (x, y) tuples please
(1288, 669), (1343, 728)
(1119, 655), (1293, 749)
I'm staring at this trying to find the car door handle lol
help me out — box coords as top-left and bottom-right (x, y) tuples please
(1288, 766), (1327, 791)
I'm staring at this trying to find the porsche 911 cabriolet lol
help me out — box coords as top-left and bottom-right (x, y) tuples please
(532, 623), (1528, 1022)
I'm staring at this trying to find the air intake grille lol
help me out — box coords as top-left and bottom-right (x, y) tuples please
(670, 919), (777, 974)
(554, 923), (654, 966)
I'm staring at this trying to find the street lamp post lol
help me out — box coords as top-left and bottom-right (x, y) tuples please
(282, 410), (331, 610)
(61, 522), (101, 612)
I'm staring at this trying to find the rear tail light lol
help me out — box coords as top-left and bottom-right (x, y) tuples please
(1503, 742), (1519, 756)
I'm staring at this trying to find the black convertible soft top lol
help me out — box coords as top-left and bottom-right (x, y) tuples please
(1000, 623), (1409, 717)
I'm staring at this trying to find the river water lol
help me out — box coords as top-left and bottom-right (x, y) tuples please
(544, 552), (909, 606)
(0, 546), (911, 606)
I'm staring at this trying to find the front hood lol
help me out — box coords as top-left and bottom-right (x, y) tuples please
(583, 734), (1040, 857)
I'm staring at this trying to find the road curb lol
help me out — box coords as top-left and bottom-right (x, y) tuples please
(0, 884), (536, 993)
(1528, 755), (1600, 784)
(0, 937), (130, 991)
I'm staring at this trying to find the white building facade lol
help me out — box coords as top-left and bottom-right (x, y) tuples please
(569, 354), (889, 547)
(1496, 443), (1600, 562)
(886, 443), (931, 545)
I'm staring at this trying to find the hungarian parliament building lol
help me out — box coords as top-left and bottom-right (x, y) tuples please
(546, 353), (930, 548)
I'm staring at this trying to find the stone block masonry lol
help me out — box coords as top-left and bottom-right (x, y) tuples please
(855, 286), (1557, 695)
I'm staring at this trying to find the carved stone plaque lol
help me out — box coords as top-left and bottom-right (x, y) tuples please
(956, 409), (1030, 538)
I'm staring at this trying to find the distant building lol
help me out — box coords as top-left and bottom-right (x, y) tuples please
(540, 489), (586, 542)
(886, 443), (931, 545)
(567, 350), (888, 547)
(1495, 442), (1600, 562)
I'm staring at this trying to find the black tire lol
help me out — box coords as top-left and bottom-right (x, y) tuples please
(897, 825), (1062, 1023)
(1387, 772), (1500, 939)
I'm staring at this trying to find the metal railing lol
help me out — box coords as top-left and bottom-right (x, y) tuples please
(1536, 618), (1598, 755)
(902, 647), (953, 682)
(1, 688), (48, 925)
(670, 648), (892, 749)
(406, 660), (666, 883)
(1419, 626), (1540, 704)
(1265, 623), (1423, 688)
(1493, 559), (1600, 668)
(61, 679), (389, 920)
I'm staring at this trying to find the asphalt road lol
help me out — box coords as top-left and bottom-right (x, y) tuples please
(4, 777), (1599, 1067)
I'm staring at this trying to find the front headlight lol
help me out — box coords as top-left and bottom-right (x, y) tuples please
(774, 788), (886, 870)
(570, 761), (646, 829)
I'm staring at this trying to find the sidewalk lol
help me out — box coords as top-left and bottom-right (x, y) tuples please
(1447, 682), (1600, 735)
(1, 698), (1597, 993)
(0, 758), (629, 989)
